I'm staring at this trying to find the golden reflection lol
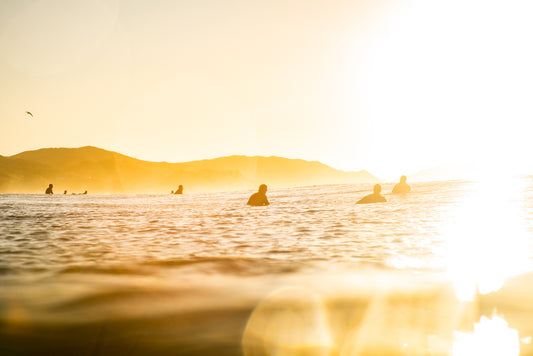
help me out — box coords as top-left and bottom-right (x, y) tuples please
(453, 315), (519, 356)
(3, 298), (32, 328)
(445, 173), (530, 301)
(242, 277), (477, 356)
(242, 287), (334, 356)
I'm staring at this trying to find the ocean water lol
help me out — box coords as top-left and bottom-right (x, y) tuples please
(2, 179), (533, 355)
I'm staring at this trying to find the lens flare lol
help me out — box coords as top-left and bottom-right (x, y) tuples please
(242, 287), (334, 356)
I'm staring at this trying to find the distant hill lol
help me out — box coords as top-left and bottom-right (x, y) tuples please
(0, 146), (378, 194)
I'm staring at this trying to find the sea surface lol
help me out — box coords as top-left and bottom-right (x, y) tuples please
(2, 179), (533, 355)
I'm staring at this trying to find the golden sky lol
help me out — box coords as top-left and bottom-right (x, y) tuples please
(1, 0), (533, 179)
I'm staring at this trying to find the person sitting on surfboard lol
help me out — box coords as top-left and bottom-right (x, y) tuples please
(247, 184), (270, 206)
(45, 184), (53, 195)
(392, 175), (411, 194)
(174, 185), (183, 194)
(357, 184), (386, 204)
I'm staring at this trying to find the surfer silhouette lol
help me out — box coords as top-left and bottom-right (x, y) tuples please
(357, 184), (386, 204)
(45, 184), (53, 195)
(392, 175), (411, 194)
(174, 185), (183, 194)
(247, 184), (270, 206)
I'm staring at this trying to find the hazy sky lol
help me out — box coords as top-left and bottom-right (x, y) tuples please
(2, 0), (533, 179)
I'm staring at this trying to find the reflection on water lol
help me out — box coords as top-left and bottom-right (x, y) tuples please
(445, 175), (531, 301)
(453, 315), (519, 356)
(242, 280), (530, 355)
(445, 175), (531, 355)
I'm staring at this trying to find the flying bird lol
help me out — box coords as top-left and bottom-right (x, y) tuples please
(25, 111), (33, 118)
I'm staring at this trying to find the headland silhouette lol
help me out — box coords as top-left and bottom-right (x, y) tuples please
(0, 146), (379, 194)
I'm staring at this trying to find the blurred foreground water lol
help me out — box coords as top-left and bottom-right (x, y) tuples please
(2, 179), (533, 355)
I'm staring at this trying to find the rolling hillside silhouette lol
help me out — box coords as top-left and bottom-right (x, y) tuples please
(0, 146), (378, 193)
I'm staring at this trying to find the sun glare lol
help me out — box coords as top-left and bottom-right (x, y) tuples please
(359, 0), (533, 179)
(453, 315), (520, 356)
(445, 173), (530, 301)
